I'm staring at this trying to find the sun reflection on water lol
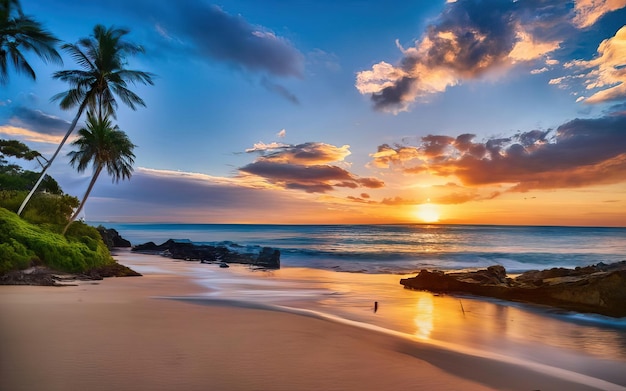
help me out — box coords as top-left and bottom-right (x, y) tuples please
(413, 295), (434, 339)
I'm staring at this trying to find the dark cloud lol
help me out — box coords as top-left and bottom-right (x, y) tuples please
(356, 0), (569, 112)
(241, 142), (384, 193)
(9, 106), (69, 135)
(371, 113), (626, 192)
(260, 77), (299, 104)
(164, 2), (304, 78)
(71, 0), (305, 79)
(240, 160), (383, 193)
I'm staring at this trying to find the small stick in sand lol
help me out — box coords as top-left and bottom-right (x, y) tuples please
(459, 299), (466, 316)
(374, 301), (378, 313)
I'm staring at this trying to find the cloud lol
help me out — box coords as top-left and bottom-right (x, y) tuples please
(431, 183), (501, 204)
(276, 129), (286, 138)
(356, 0), (567, 112)
(240, 142), (384, 193)
(0, 125), (67, 144)
(8, 107), (70, 136)
(573, 0), (626, 28)
(370, 113), (626, 192)
(73, 167), (339, 223)
(245, 141), (289, 153)
(308, 49), (341, 72)
(165, 3), (304, 78)
(260, 77), (299, 104)
(246, 142), (351, 164)
(566, 26), (626, 104)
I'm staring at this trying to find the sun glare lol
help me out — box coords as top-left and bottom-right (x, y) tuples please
(415, 202), (440, 223)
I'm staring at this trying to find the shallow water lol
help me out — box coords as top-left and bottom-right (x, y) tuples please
(119, 250), (626, 388)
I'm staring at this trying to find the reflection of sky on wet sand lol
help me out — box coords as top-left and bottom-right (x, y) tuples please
(120, 251), (626, 378)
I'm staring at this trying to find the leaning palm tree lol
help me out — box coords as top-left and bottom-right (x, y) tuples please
(63, 111), (135, 235)
(0, 0), (61, 84)
(18, 24), (154, 216)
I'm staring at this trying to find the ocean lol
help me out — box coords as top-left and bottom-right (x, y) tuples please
(97, 223), (626, 274)
(102, 222), (626, 377)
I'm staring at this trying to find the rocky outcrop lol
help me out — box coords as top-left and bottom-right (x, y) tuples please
(132, 239), (280, 269)
(97, 227), (132, 248)
(400, 261), (626, 317)
(0, 262), (142, 286)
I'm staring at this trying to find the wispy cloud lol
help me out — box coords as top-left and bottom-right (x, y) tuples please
(566, 26), (626, 104)
(0, 125), (67, 144)
(573, 0), (626, 28)
(79, 167), (337, 223)
(260, 77), (299, 104)
(370, 113), (626, 192)
(355, 0), (567, 113)
(161, 3), (305, 78)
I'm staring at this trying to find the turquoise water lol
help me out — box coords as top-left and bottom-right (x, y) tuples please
(97, 223), (625, 273)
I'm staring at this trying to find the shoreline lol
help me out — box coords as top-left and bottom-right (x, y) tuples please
(2, 250), (625, 390)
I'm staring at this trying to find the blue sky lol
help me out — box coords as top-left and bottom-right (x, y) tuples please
(2, 0), (626, 225)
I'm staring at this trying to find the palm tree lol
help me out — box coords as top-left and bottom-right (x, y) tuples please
(18, 24), (154, 216)
(0, 0), (61, 83)
(63, 111), (135, 235)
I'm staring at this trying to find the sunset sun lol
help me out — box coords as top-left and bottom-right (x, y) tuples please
(415, 202), (440, 223)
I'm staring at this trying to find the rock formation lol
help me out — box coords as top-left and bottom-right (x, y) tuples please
(97, 226), (132, 248)
(400, 261), (626, 317)
(132, 239), (280, 269)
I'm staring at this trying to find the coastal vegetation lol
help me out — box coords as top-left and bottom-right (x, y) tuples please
(63, 112), (135, 234)
(0, 206), (112, 274)
(0, 0), (61, 83)
(1, 142), (113, 274)
(1, 0), (150, 276)
(18, 23), (154, 217)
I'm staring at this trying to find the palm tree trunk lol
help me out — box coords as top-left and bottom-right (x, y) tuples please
(18, 100), (88, 216)
(63, 165), (102, 235)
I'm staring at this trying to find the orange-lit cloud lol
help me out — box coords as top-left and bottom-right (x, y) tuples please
(355, 0), (566, 112)
(370, 113), (626, 193)
(573, 0), (626, 28)
(566, 26), (626, 103)
(0, 125), (67, 144)
(241, 142), (384, 193)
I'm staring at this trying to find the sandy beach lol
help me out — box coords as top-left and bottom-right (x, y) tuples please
(1, 252), (623, 391)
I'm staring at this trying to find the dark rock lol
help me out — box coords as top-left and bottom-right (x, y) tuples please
(83, 262), (142, 278)
(400, 261), (626, 317)
(0, 267), (58, 286)
(0, 262), (141, 286)
(132, 239), (280, 269)
(97, 226), (132, 248)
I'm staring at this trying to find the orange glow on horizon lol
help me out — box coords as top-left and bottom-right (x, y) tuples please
(414, 202), (441, 223)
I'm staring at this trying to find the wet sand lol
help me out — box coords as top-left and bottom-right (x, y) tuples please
(0, 253), (623, 391)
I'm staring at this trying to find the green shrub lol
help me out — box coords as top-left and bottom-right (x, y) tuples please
(0, 190), (25, 212)
(0, 191), (78, 226)
(0, 207), (113, 273)
(0, 239), (34, 274)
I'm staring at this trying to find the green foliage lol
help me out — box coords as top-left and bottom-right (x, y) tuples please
(0, 190), (24, 212)
(22, 192), (78, 225)
(0, 190), (78, 225)
(0, 168), (62, 193)
(0, 238), (33, 274)
(0, 207), (113, 273)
